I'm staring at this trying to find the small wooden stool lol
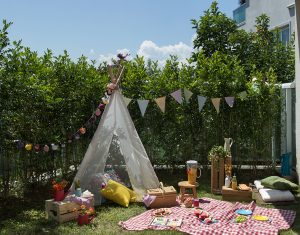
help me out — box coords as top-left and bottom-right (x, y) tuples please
(178, 181), (199, 202)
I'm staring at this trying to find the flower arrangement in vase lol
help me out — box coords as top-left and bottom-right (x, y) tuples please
(52, 179), (68, 201)
(74, 205), (95, 226)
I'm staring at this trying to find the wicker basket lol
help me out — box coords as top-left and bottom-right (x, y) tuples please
(146, 182), (177, 208)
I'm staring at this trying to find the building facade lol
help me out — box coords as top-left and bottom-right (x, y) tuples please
(233, 0), (295, 45)
(233, 0), (297, 178)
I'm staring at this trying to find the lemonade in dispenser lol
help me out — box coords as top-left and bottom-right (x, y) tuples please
(186, 160), (201, 185)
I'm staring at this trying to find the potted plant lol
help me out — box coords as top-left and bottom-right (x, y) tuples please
(208, 145), (229, 166)
(75, 205), (95, 226)
(52, 179), (68, 201)
(74, 179), (82, 197)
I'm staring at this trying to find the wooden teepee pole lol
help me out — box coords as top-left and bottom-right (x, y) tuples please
(116, 65), (125, 85)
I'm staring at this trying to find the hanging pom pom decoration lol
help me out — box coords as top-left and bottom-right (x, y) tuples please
(99, 103), (105, 111)
(44, 144), (50, 152)
(79, 127), (86, 135)
(102, 97), (109, 105)
(67, 139), (72, 144)
(34, 144), (40, 152)
(61, 143), (66, 148)
(51, 143), (59, 151)
(25, 143), (33, 151)
(95, 109), (101, 116)
(107, 83), (117, 90)
(17, 141), (24, 150)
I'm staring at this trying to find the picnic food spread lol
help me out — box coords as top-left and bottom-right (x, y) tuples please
(120, 197), (296, 235)
(194, 209), (217, 224)
(151, 208), (172, 217)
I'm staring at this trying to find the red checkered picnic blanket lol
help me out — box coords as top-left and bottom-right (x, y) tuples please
(119, 197), (296, 235)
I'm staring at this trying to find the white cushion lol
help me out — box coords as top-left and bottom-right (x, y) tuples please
(254, 180), (264, 190)
(259, 188), (295, 202)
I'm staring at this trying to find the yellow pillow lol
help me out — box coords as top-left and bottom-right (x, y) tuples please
(100, 179), (136, 207)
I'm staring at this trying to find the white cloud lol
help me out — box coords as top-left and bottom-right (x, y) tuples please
(96, 39), (193, 67)
(137, 40), (193, 67)
(98, 48), (132, 65)
(98, 53), (116, 64)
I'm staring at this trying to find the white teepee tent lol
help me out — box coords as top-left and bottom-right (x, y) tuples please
(71, 89), (160, 205)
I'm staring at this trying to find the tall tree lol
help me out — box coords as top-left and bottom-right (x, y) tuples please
(191, 1), (238, 58)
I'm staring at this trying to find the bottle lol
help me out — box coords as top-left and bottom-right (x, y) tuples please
(231, 174), (237, 190)
(225, 175), (231, 188)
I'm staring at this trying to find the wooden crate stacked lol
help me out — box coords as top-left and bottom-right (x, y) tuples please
(211, 158), (225, 194)
(45, 199), (80, 223)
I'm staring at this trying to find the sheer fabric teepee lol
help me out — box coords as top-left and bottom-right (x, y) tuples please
(71, 90), (160, 205)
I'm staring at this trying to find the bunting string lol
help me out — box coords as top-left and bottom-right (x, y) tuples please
(122, 88), (247, 117)
(15, 87), (247, 152)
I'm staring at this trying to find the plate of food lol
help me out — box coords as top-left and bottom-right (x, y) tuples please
(252, 215), (270, 221)
(235, 209), (252, 215)
(152, 208), (172, 217)
(234, 215), (248, 223)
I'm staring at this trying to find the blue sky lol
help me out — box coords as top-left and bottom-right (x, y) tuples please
(0, 0), (239, 65)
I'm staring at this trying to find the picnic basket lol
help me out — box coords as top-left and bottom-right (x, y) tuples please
(146, 182), (177, 208)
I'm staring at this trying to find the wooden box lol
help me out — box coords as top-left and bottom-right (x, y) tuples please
(211, 158), (225, 194)
(147, 184), (177, 208)
(45, 199), (80, 223)
(222, 186), (253, 202)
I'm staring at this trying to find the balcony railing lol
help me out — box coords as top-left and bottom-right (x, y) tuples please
(233, 4), (246, 25)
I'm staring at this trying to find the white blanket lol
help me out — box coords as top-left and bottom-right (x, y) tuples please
(254, 180), (295, 202)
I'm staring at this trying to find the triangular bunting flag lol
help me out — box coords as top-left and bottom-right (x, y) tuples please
(137, 100), (149, 117)
(225, 97), (235, 108)
(238, 91), (247, 100)
(184, 88), (193, 103)
(154, 97), (166, 113)
(122, 96), (132, 107)
(211, 98), (221, 114)
(170, 89), (182, 104)
(197, 96), (207, 112)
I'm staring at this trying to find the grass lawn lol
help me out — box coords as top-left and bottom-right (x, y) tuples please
(0, 169), (299, 235)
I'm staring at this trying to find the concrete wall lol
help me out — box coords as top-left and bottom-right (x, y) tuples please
(238, 0), (295, 33)
(295, 0), (300, 183)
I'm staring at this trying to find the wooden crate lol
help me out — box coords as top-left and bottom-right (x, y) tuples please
(45, 199), (80, 223)
(222, 186), (253, 202)
(211, 158), (225, 194)
(147, 185), (177, 208)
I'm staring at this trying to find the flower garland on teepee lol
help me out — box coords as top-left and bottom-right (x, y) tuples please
(15, 63), (122, 153)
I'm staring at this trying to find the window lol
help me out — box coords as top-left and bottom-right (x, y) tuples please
(280, 25), (290, 46)
(233, 4), (246, 25)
